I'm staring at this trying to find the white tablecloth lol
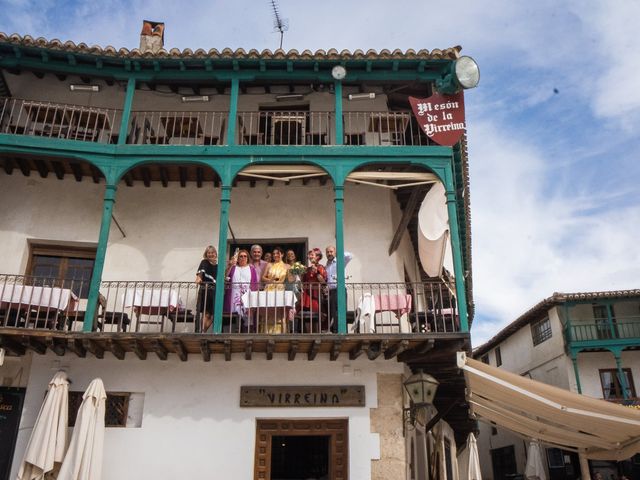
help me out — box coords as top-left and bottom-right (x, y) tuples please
(241, 290), (296, 309)
(0, 284), (78, 311)
(123, 288), (182, 309)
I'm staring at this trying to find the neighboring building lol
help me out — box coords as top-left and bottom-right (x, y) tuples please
(0, 24), (479, 480)
(473, 290), (640, 480)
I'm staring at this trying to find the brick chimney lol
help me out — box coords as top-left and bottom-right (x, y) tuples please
(139, 20), (165, 53)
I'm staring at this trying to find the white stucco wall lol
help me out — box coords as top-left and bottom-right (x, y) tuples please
(0, 174), (416, 286)
(10, 352), (404, 480)
(575, 350), (640, 399)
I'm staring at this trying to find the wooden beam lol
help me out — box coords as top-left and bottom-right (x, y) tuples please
(159, 166), (169, 187)
(24, 337), (47, 355)
(389, 187), (422, 255)
(67, 339), (86, 357)
(245, 339), (253, 360)
(224, 339), (231, 361)
(384, 339), (409, 359)
(288, 340), (298, 361)
(124, 172), (134, 187)
(349, 341), (370, 360)
(70, 162), (83, 182)
(179, 166), (187, 187)
(17, 158), (30, 177)
(368, 340), (388, 360)
(414, 339), (435, 355)
(83, 339), (104, 359)
(107, 339), (125, 360)
(34, 159), (49, 178)
(200, 339), (211, 362)
(46, 336), (65, 356)
(330, 340), (342, 361)
(308, 339), (321, 361)
(52, 161), (65, 179)
(3, 158), (14, 175)
(152, 340), (168, 360)
(196, 167), (203, 188)
(266, 339), (275, 360)
(131, 339), (147, 360)
(90, 165), (101, 184)
(0, 335), (26, 355)
(141, 167), (151, 187)
(173, 339), (188, 361)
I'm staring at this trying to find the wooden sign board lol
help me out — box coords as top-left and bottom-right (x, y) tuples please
(241, 386), (365, 407)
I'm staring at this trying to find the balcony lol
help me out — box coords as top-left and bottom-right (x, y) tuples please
(0, 274), (459, 335)
(1, 97), (433, 147)
(566, 318), (640, 344)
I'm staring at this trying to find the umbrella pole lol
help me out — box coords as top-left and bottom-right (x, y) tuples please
(578, 451), (590, 480)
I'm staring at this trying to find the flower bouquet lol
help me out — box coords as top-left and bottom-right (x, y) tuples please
(289, 262), (307, 276)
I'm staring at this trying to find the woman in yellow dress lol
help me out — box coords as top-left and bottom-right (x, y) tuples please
(260, 247), (291, 333)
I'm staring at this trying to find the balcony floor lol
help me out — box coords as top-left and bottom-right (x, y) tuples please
(0, 327), (468, 362)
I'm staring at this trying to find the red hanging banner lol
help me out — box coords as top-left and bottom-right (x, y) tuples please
(409, 92), (466, 146)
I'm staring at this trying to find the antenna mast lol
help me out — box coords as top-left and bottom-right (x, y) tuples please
(270, 0), (289, 50)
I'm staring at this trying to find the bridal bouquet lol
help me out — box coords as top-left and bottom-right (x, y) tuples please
(289, 262), (307, 276)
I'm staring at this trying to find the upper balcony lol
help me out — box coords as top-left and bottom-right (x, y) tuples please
(0, 97), (434, 147)
(566, 317), (640, 345)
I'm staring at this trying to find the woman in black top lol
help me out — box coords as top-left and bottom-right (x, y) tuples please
(196, 245), (218, 332)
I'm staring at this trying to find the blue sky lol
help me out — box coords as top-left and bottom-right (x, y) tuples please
(2, 0), (639, 344)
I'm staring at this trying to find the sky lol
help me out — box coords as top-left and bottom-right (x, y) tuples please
(1, 0), (639, 345)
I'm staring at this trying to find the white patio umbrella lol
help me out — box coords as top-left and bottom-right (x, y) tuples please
(458, 432), (482, 480)
(57, 378), (106, 480)
(525, 441), (547, 480)
(17, 370), (69, 480)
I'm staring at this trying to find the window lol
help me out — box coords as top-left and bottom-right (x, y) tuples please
(593, 304), (617, 339)
(599, 369), (636, 400)
(547, 448), (565, 468)
(495, 346), (502, 367)
(28, 243), (96, 298)
(481, 354), (489, 365)
(531, 317), (552, 346)
(68, 391), (130, 427)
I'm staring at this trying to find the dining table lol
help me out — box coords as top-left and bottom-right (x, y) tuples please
(0, 284), (79, 328)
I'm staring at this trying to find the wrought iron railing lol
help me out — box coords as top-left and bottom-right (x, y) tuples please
(0, 97), (120, 143)
(1, 275), (460, 334)
(342, 111), (431, 146)
(237, 111), (333, 145)
(0, 274), (87, 330)
(128, 111), (228, 145)
(567, 318), (640, 342)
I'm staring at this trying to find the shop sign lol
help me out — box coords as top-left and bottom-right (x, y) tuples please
(241, 386), (365, 407)
(409, 91), (466, 146)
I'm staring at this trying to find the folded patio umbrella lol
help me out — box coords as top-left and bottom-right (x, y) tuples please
(417, 181), (454, 278)
(17, 371), (69, 480)
(57, 378), (106, 480)
(457, 432), (482, 480)
(525, 441), (547, 480)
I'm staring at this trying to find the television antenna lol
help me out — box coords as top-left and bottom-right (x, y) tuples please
(270, 0), (289, 50)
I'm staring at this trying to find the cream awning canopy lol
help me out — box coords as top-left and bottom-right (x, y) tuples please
(457, 352), (640, 461)
(237, 165), (439, 189)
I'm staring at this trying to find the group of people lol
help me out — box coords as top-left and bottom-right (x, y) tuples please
(195, 243), (352, 332)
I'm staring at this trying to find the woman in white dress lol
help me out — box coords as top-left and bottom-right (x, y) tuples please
(224, 249), (259, 331)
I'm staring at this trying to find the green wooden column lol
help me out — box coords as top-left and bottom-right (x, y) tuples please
(334, 183), (347, 333)
(334, 81), (343, 145)
(83, 184), (117, 332)
(226, 77), (240, 145)
(117, 77), (136, 145)
(606, 303), (617, 339)
(613, 350), (630, 400)
(571, 352), (583, 394)
(213, 185), (232, 333)
(443, 165), (469, 332)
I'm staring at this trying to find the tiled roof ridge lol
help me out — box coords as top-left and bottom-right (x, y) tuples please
(473, 288), (640, 355)
(0, 33), (462, 60)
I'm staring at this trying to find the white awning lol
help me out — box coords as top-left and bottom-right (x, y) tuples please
(457, 352), (640, 460)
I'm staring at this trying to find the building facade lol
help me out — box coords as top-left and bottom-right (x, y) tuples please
(473, 290), (640, 480)
(0, 25), (478, 480)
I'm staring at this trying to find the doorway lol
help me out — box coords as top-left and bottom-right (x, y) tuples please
(255, 418), (348, 480)
(228, 238), (308, 266)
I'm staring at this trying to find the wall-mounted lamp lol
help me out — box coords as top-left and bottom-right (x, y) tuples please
(403, 369), (439, 434)
(348, 92), (376, 101)
(181, 95), (210, 103)
(69, 84), (100, 92)
(275, 93), (305, 101)
(436, 55), (480, 94)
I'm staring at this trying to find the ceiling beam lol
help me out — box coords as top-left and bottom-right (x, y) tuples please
(388, 187), (423, 255)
